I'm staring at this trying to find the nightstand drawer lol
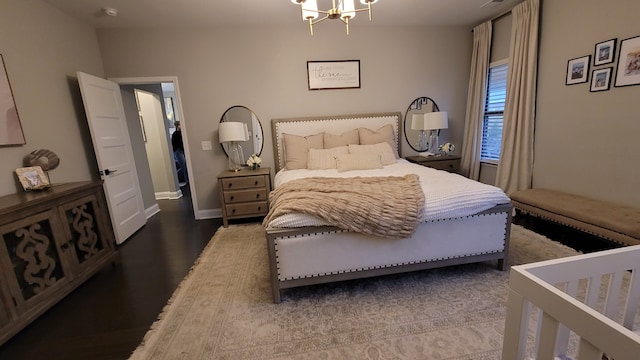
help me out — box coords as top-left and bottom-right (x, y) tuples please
(427, 160), (459, 172)
(225, 201), (268, 217)
(221, 175), (266, 190)
(224, 189), (268, 203)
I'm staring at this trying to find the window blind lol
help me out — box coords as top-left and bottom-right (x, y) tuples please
(481, 63), (508, 161)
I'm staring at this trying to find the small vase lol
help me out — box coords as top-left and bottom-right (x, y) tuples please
(251, 164), (259, 170)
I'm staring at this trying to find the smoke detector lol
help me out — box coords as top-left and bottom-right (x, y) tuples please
(103, 7), (118, 17)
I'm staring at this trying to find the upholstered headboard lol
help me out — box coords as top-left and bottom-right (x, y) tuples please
(271, 112), (402, 173)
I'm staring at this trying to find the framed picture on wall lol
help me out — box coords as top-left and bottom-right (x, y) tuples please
(307, 60), (360, 90)
(593, 38), (616, 66)
(590, 67), (612, 92)
(566, 55), (590, 85)
(0, 54), (26, 146)
(614, 35), (640, 87)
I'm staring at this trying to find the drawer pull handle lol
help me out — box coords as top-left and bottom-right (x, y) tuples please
(232, 209), (236, 213)
(256, 194), (260, 199)
(254, 181), (258, 185)
(228, 183), (233, 188)
(257, 206), (261, 211)
(230, 196), (234, 201)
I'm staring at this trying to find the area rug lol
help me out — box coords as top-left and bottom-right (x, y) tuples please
(129, 224), (579, 360)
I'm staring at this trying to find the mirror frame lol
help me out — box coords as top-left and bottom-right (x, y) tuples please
(219, 105), (264, 161)
(403, 97), (440, 152)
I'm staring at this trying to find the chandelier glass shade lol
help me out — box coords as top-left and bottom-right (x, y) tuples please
(291, 0), (379, 36)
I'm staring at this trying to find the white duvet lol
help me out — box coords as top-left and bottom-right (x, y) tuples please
(266, 159), (511, 228)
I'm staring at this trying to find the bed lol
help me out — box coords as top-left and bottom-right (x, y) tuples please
(502, 245), (640, 360)
(264, 112), (513, 303)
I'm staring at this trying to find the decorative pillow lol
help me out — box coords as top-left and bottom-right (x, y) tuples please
(335, 153), (383, 172)
(283, 132), (323, 170)
(324, 129), (359, 149)
(348, 142), (397, 166)
(307, 146), (349, 170)
(358, 124), (398, 158)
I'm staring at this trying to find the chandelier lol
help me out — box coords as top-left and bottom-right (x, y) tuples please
(291, 0), (379, 36)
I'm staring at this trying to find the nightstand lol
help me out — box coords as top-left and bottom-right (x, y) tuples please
(405, 155), (461, 173)
(218, 167), (271, 227)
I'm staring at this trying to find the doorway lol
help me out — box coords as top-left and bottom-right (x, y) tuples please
(109, 76), (198, 219)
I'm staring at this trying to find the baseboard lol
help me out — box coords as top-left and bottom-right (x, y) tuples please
(154, 189), (183, 200)
(196, 208), (222, 220)
(146, 204), (161, 219)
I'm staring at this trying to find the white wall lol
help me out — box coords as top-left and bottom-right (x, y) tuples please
(534, 0), (640, 207)
(97, 25), (474, 215)
(137, 89), (177, 198)
(0, 0), (104, 196)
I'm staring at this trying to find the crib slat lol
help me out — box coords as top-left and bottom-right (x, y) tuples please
(577, 338), (603, 360)
(623, 269), (640, 329)
(554, 280), (579, 356)
(502, 288), (531, 360)
(604, 271), (624, 320)
(537, 312), (560, 360)
(585, 275), (602, 309)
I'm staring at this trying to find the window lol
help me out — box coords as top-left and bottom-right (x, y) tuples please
(481, 61), (508, 162)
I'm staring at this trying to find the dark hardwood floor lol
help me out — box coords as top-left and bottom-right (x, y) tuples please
(0, 186), (223, 360)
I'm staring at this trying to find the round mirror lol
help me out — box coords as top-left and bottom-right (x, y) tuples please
(404, 97), (440, 152)
(220, 106), (264, 163)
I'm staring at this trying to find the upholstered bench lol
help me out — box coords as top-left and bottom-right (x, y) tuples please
(510, 188), (640, 247)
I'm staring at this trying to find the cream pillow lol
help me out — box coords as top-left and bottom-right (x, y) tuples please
(283, 132), (323, 170)
(358, 124), (398, 158)
(307, 146), (349, 170)
(335, 153), (383, 172)
(324, 129), (359, 149)
(348, 142), (397, 166)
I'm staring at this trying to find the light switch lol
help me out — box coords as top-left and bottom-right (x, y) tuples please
(201, 140), (212, 150)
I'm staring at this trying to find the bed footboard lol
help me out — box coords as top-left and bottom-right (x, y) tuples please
(266, 204), (512, 303)
(502, 245), (640, 360)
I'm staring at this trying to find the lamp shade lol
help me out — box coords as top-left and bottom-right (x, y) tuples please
(411, 113), (425, 130)
(299, 0), (319, 20)
(422, 111), (448, 130)
(219, 122), (248, 143)
(341, 0), (356, 19)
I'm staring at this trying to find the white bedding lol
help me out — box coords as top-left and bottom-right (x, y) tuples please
(267, 159), (510, 228)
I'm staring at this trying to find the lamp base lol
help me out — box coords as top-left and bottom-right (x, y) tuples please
(228, 142), (244, 171)
(427, 131), (439, 155)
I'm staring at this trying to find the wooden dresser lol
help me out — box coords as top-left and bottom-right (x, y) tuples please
(0, 181), (118, 345)
(405, 154), (461, 173)
(217, 167), (271, 227)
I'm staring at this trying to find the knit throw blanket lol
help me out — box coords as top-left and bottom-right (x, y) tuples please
(263, 175), (425, 238)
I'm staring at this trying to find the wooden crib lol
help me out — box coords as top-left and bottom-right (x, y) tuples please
(502, 245), (640, 360)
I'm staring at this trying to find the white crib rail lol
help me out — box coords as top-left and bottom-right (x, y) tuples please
(502, 245), (640, 360)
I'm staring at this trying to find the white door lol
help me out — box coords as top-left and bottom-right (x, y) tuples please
(77, 72), (147, 244)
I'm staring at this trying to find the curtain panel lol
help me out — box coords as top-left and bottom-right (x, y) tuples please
(495, 0), (540, 195)
(460, 21), (492, 180)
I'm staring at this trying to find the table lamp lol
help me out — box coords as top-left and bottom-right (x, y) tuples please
(219, 122), (249, 171)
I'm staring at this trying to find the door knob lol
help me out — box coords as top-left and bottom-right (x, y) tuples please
(100, 169), (118, 176)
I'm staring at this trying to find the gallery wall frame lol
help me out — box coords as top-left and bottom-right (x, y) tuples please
(566, 55), (591, 85)
(0, 54), (26, 146)
(614, 35), (640, 87)
(593, 38), (616, 66)
(307, 60), (360, 90)
(590, 67), (612, 92)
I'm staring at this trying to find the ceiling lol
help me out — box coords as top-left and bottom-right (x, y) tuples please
(40, 0), (522, 29)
